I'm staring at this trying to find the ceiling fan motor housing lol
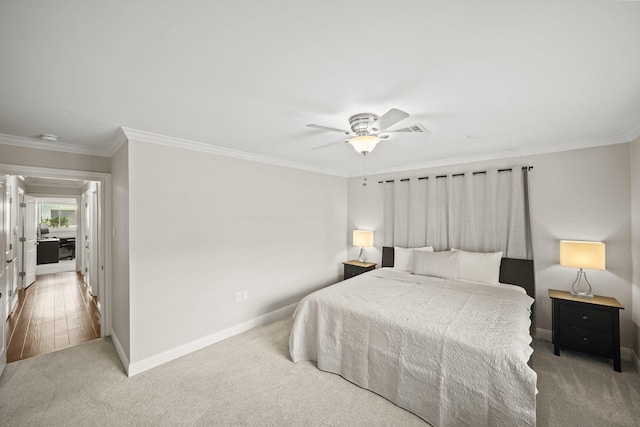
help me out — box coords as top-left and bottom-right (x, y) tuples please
(348, 113), (378, 136)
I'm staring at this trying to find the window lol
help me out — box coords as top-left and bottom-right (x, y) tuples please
(40, 203), (77, 228)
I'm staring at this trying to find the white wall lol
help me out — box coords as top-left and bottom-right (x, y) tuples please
(630, 136), (640, 363)
(348, 143), (634, 349)
(0, 143), (110, 173)
(110, 142), (131, 361)
(531, 145), (632, 347)
(126, 140), (347, 364)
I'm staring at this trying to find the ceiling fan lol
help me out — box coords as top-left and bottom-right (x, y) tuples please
(307, 108), (428, 154)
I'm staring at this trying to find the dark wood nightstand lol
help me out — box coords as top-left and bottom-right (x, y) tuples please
(343, 260), (376, 280)
(549, 289), (624, 372)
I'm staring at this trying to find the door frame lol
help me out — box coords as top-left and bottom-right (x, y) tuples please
(82, 186), (95, 295)
(0, 163), (112, 339)
(81, 191), (89, 289)
(6, 178), (17, 316)
(21, 194), (37, 288)
(0, 177), (7, 376)
(17, 188), (24, 290)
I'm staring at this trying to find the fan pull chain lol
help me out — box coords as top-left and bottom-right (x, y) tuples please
(362, 154), (368, 186)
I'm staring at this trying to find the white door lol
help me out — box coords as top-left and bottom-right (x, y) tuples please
(17, 191), (24, 289)
(23, 195), (37, 287)
(1, 177), (8, 376)
(90, 188), (98, 296)
(7, 181), (18, 315)
(84, 191), (91, 294)
(96, 182), (104, 305)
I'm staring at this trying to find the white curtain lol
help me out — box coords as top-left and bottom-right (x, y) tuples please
(382, 168), (532, 259)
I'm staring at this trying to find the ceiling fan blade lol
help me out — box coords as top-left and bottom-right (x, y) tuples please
(306, 124), (351, 134)
(369, 108), (410, 132)
(312, 138), (349, 150)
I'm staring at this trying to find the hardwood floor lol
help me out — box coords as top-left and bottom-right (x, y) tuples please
(5, 271), (100, 363)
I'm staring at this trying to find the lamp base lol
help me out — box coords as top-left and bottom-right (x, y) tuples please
(570, 291), (594, 298)
(570, 269), (594, 298)
(358, 246), (367, 263)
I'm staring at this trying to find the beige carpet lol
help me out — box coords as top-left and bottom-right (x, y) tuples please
(1, 318), (639, 426)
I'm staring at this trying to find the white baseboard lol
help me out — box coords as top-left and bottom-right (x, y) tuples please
(632, 351), (640, 374)
(125, 302), (298, 377)
(536, 327), (634, 363)
(0, 348), (6, 377)
(111, 319), (639, 377)
(535, 328), (552, 342)
(110, 330), (130, 376)
(622, 347), (637, 367)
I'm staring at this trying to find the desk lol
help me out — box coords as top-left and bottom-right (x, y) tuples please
(59, 238), (76, 260)
(37, 238), (60, 264)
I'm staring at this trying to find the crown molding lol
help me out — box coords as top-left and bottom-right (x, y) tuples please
(2, 123), (637, 178)
(105, 128), (129, 157)
(519, 132), (633, 157)
(623, 117), (640, 143)
(120, 127), (347, 177)
(360, 132), (633, 177)
(0, 129), (129, 158)
(0, 133), (113, 157)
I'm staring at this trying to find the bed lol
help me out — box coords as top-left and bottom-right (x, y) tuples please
(289, 246), (537, 427)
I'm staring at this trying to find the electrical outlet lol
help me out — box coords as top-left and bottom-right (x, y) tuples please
(235, 291), (242, 302)
(242, 290), (248, 301)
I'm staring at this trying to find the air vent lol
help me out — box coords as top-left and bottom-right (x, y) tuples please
(40, 134), (59, 141)
(394, 124), (428, 133)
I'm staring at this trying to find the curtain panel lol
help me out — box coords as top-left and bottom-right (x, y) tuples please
(382, 168), (532, 259)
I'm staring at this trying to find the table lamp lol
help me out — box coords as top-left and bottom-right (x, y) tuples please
(353, 230), (374, 263)
(559, 240), (605, 298)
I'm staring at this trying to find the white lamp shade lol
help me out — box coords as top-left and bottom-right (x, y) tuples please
(559, 240), (605, 270)
(353, 230), (374, 247)
(349, 135), (379, 154)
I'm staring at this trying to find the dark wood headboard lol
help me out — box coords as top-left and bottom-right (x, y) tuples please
(381, 246), (536, 334)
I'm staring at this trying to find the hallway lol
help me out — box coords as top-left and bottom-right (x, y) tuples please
(5, 272), (100, 363)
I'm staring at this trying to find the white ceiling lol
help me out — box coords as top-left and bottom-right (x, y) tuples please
(1, 1), (639, 177)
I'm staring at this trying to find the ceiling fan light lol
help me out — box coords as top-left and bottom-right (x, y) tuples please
(349, 135), (380, 154)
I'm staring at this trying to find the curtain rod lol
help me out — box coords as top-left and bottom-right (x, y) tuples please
(377, 166), (533, 184)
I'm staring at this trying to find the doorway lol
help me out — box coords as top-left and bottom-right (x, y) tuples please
(19, 192), (37, 289)
(81, 183), (99, 299)
(0, 165), (111, 371)
(34, 196), (81, 277)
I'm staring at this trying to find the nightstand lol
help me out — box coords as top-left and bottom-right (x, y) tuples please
(549, 289), (624, 372)
(343, 260), (376, 280)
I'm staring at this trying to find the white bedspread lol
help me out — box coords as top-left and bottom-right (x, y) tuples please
(289, 268), (537, 427)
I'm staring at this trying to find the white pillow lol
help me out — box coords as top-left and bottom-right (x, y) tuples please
(451, 248), (503, 285)
(413, 250), (459, 280)
(393, 246), (434, 272)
